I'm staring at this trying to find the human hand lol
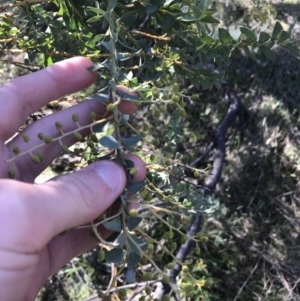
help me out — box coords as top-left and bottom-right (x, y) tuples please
(0, 57), (146, 301)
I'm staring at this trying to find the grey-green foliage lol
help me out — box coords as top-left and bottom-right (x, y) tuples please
(2, 0), (298, 298)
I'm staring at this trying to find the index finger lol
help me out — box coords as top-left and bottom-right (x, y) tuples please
(0, 57), (97, 142)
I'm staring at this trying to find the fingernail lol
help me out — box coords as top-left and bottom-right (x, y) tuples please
(92, 161), (125, 191)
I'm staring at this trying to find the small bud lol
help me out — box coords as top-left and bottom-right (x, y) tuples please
(37, 132), (45, 140)
(151, 87), (159, 98)
(145, 285), (151, 295)
(12, 146), (20, 155)
(147, 244), (154, 254)
(194, 170), (200, 177)
(55, 121), (63, 130)
(194, 246), (201, 255)
(181, 234), (188, 244)
(106, 103), (115, 112)
(61, 145), (70, 154)
(179, 108), (186, 117)
(91, 133), (98, 143)
(129, 209), (138, 217)
(90, 112), (97, 121)
(74, 132), (83, 141)
(181, 217), (190, 226)
(98, 291), (105, 298)
(129, 167), (138, 176)
(140, 257), (147, 265)
(160, 105), (167, 113)
(182, 88), (187, 94)
(87, 141), (95, 149)
(191, 94), (199, 100)
(161, 295), (171, 301)
(167, 262), (175, 269)
(143, 124), (149, 131)
(141, 272), (152, 282)
(136, 100), (142, 107)
(150, 154), (156, 161)
(154, 109), (161, 118)
(172, 94), (180, 103)
(118, 289), (127, 298)
(162, 274), (170, 284)
(43, 136), (53, 144)
(170, 242), (177, 252)
(173, 83), (179, 92)
(74, 148), (81, 156)
(153, 254), (162, 261)
(145, 192), (152, 201)
(37, 154), (43, 162)
(182, 265), (189, 273)
(7, 168), (16, 179)
(22, 134), (30, 143)
(31, 154), (42, 164)
(98, 249), (105, 261)
(163, 231), (174, 239)
(72, 114), (79, 122)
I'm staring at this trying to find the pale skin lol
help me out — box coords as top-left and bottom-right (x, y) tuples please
(0, 57), (146, 301)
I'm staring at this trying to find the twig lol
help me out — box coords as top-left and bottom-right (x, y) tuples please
(152, 85), (241, 298)
(233, 259), (260, 301)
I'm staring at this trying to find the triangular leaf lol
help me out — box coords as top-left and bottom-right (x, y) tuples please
(258, 32), (270, 43)
(127, 251), (141, 268)
(99, 135), (119, 148)
(282, 43), (300, 57)
(123, 136), (141, 151)
(240, 27), (256, 40)
(218, 28), (233, 44)
(125, 268), (136, 283)
(118, 232), (126, 248)
(126, 180), (146, 194)
(128, 234), (147, 254)
(200, 15), (219, 24)
(272, 21), (283, 40)
(103, 216), (122, 232)
(105, 248), (124, 264)
(260, 46), (276, 62)
(128, 216), (142, 231)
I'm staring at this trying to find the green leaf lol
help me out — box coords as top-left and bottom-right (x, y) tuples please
(123, 136), (141, 150)
(128, 234), (147, 253)
(118, 232), (126, 248)
(126, 268), (136, 283)
(126, 180), (146, 194)
(157, 11), (175, 30)
(119, 11), (137, 27)
(260, 46), (276, 62)
(218, 28), (233, 44)
(258, 32), (270, 43)
(178, 16), (199, 22)
(240, 27), (256, 40)
(127, 252), (141, 268)
(200, 35), (214, 43)
(277, 30), (290, 43)
(118, 91), (139, 101)
(145, 5), (157, 14)
(86, 15), (103, 23)
(282, 43), (300, 57)
(124, 159), (134, 169)
(128, 216), (142, 231)
(200, 15), (219, 24)
(103, 216), (122, 232)
(86, 6), (105, 15)
(181, 6), (189, 13)
(105, 248), (124, 264)
(272, 21), (283, 40)
(99, 135), (119, 148)
(243, 46), (257, 61)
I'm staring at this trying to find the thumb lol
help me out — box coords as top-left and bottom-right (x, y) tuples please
(1, 161), (126, 252)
